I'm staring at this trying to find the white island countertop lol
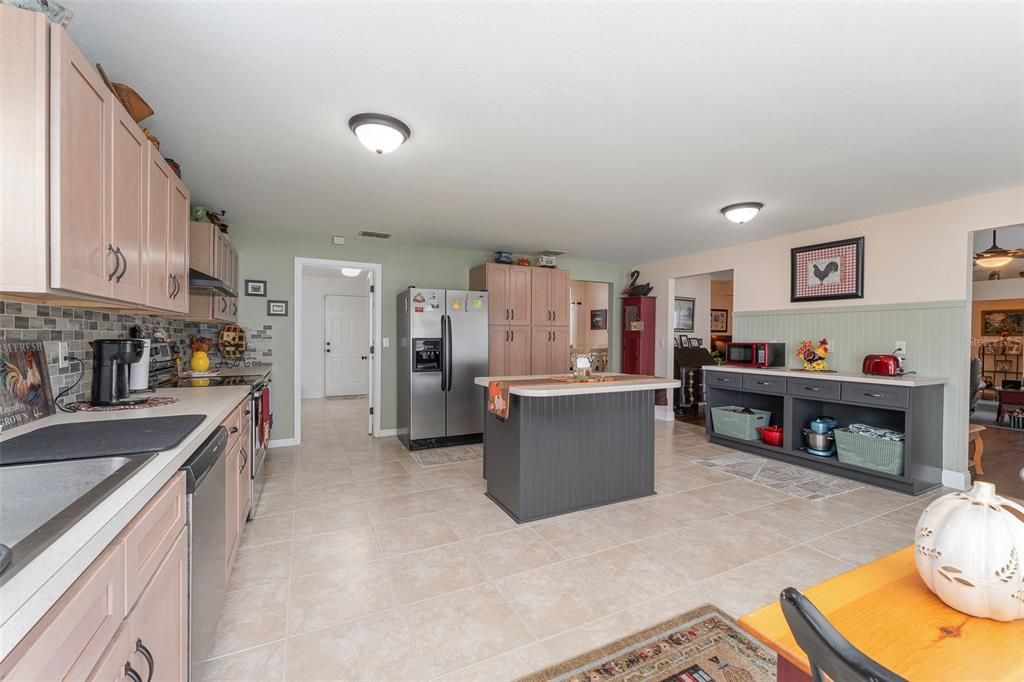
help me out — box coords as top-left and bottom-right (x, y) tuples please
(0, 386), (250, 660)
(702, 365), (947, 387)
(474, 373), (680, 396)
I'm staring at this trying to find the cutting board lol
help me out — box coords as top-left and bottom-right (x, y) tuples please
(0, 415), (206, 466)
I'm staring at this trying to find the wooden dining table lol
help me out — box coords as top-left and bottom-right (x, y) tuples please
(739, 546), (1024, 681)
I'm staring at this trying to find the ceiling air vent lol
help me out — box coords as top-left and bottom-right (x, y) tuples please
(357, 230), (392, 239)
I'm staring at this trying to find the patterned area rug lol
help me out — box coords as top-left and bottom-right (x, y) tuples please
(520, 605), (776, 682)
(696, 451), (865, 500)
(409, 443), (483, 467)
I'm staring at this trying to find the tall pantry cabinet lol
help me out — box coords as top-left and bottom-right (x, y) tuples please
(470, 263), (571, 376)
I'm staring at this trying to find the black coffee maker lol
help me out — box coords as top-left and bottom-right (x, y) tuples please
(91, 339), (146, 406)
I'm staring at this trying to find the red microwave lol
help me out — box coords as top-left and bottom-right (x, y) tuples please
(725, 342), (786, 367)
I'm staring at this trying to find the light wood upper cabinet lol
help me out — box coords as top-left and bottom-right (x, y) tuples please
(49, 21), (113, 299)
(168, 177), (190, 312)
(109, 103), (147, 305)
(126, 529), (187, 682)
(146, 150), (172, 310)
(531, 268), (569, 327)
(469, 263), (530, 326)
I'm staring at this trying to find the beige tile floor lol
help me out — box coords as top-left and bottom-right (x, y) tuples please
(196, 398), (943, 682)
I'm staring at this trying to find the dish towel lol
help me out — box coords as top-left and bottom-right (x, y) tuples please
(487, 381), (511, 421)
(848, 423), (904, 441)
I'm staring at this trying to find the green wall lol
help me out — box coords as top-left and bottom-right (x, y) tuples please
(230, 227), (632, 440)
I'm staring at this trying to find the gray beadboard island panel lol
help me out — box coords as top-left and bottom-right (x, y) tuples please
(483, 390), (655, 522)
(733, 300), (969, 477)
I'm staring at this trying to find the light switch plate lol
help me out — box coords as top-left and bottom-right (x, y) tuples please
(382, 337), (390, 348)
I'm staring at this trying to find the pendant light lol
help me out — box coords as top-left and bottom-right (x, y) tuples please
(720, 202), (764, 224)
(974, 230), (1022, 269)
(348, 113), (411, 154)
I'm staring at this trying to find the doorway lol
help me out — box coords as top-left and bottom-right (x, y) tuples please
(568, 279), (611, 371)
(294, 258), (382, 443)
(966, 224), (1024, 498)
(324, 295), (371, 397)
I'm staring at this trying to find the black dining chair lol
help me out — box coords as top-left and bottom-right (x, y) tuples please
(779, 587), (907, 682)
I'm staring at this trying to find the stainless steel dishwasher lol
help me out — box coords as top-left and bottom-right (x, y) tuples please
(180, 426), (228, 679)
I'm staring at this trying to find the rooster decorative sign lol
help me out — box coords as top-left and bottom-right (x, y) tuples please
(0, 342), (55, 430)
(790, 237), (864, 302)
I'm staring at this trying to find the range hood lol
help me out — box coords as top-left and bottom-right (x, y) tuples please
(188, 269), (235, 295)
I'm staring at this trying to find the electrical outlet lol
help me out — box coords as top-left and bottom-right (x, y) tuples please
(382, 337), (390, 349)
(58, 342), (69, 368)
(894, 341), (907, 358)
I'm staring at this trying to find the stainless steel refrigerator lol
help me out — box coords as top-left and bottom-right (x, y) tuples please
(397, 288), (489, 449)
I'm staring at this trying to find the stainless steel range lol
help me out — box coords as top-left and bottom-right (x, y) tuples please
(152, 363), (273, 520)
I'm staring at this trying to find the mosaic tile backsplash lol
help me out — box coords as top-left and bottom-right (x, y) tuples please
(0, 299), (273, 408)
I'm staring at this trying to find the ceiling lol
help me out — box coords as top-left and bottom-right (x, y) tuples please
(66, 1), (1023, 263)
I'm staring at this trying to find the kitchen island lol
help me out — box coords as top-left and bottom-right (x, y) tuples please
(474, 373), (679, 522)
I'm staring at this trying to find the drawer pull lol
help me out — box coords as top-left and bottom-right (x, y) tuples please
(229, 426), (239, 434)
(864, 392), (884, 398)
(135, 640), (154, 682)
(756, 381), (770, 385)
(804, 386), (820, 392)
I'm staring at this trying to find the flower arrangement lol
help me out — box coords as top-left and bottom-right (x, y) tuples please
(796, 338), (830, 371)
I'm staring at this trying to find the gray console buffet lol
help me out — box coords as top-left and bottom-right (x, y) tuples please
(703, 366), (946, 495)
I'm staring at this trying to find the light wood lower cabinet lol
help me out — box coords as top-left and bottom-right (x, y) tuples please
(224, 398), (250, 578)
(531, 326), (570, 375)
(488, 326), (530, 376)
(0, 474), (186, 682)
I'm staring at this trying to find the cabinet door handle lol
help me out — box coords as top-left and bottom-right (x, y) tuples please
(229, 426), (239, 434)
(107, 243), (118, 280)
(244, 408), (251, 416)
(135, 639), (154, 682)
(552, 310), (556, 321)
(804, 386), (820, 392)
(240, 447), (248, 472)
(511, 308), (514, 320)
(510, 330), (514, 342)
(232, 301), (237, 315)
(505, 330), (509, 342)
(124, 662), (144, 682)
(114, 246), (127, 282)
(505, 308), (509, 320)
(864, 392), (884, 398)
(221, 297), (227, 312)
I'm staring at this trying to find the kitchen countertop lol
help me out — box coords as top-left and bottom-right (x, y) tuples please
(702, 365), (947, 387)
(0, 386), (250, 660)
(183, 363), (272, 378)
(474, 373), (680, 396)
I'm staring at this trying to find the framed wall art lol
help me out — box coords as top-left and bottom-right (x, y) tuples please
(673, 297), (695, 331)
(791, 236), (864, 303)
(590, 308), (608, 330)
(267, 299), (289, 316)
(981, 310), (1024, 336)
(710, 308), (729, 333)
(245, 279), (267, 296)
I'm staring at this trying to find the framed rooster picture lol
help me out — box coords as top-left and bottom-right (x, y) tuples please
(791, 237), (864, 302)
(0, 341), (55, 430)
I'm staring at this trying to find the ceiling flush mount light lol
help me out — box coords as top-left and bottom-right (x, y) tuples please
(974, 229), (1021, 268)
(348, 113), (410, 154)
(720, 202), (764, 224)
(341, 268), (362, 277)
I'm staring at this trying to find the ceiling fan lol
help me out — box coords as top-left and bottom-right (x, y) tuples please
(974, 229), (1024, 268)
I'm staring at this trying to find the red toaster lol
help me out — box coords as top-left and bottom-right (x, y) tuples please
(863, 354), (903, 376)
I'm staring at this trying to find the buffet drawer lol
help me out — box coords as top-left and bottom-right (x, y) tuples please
(705, 372), (742, 389)
(742, 373), (787, 394)
(841, 383), (909, 409)
(788, 377), (841, 401)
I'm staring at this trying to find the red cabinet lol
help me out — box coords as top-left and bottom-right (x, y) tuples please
(621, 296), (656, 375)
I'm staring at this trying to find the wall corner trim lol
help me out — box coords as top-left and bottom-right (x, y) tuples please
(941, 469), (971, 491)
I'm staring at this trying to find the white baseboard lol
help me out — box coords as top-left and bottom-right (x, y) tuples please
(942, 469), (971, 490)
(269, 438), (299, 448)
(655, 405), (675, 422)
(376, 428), (399, 437)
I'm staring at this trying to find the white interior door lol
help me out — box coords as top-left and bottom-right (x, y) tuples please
(324, 294), (370, 397)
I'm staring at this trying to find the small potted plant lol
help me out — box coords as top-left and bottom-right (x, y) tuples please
(796, 338), (830, 371)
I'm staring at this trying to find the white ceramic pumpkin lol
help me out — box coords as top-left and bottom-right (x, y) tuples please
(915, 481), (1024, 621)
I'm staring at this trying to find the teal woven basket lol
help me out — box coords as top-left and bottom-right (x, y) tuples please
(710, 406), (771, 441)
(834, 428), (905, 476)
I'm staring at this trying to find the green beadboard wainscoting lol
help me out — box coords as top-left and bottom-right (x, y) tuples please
(734, 300), (970, 478)
(229, 226), (632, 441)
